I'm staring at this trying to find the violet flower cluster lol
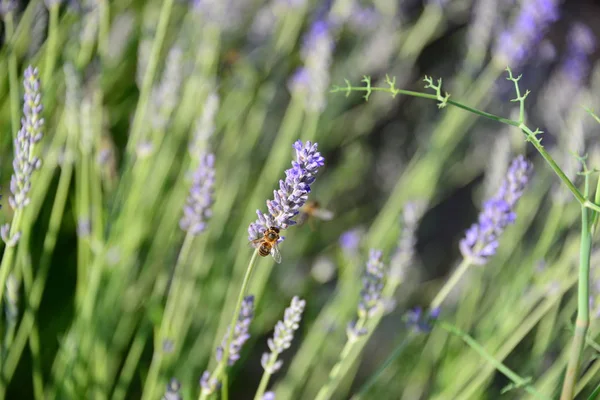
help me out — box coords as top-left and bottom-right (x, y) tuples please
(494, 0), (560, 68)
(459, 155), (532, 265)
(561, 23), (596, 85)
(248, 140), (325, 242)
(260, 296), (306, 374)
(358, 249), (386, 319)
(289, 20), (335, 112)
(0, 0), (16, 15)
(348, 249), (386, 338)
(215, 295), (254, 366)
(200, 295), (255, 393)
(179, 153), (216, 235)
(2, 66), (44, 246)
(161, 378), (182, 400)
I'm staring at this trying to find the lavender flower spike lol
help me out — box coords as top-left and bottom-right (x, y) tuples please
(459, 155), (532, 265)
(180, 152), (216, 235)
(248, 140), (325, 242)
(2, 66), (44, 246)
(347, 249), (386, 338)
(261, 296), (306, 374)
(215, 295), (255, 366)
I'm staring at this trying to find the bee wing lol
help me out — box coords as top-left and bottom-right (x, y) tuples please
(270, 243), (282, 264)
(249, 238), (263, 249)
(313, 209), (334, 221)
(296, 212), (309, 226)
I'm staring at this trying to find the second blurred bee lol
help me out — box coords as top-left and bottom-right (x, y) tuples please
(297, 201), (334, 229)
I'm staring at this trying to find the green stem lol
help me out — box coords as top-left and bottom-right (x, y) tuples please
(43, 4), (60, 85)
(351, 333), (415, 400)
(113, 323), (150, 400)
(126, 0), (175, 156)
(430, 258), (472, 310)
(198, 250), (260, 400)
(314, 319), (367, 400)
(438, 321), (550, 400)
(334, 75), (600, 214)
(142, 232), (196, 400)
(560, 204), (592, 400)
(4, 10), (20, 140)
(97, 0), (110, 61)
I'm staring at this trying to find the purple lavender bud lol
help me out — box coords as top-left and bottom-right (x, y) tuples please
(459, 155), (532, 265)
(357, 249), (386, 319)
(405, 306), (440, 333)
(180, 153), (216, 235)
(0, 0), (17, 16)
(494, 0), (560, 68)
(161, 378), (182, 400)
(199, 371), (220, 393)
(263, 392), (276, 400)
(248, 140), (325, 242)
(190, 92), (219, 156)
(289, 20), (335, 112)
(216, 295), (254, 366)
(339, 228), (362, 255)
(261, 296), (306, 374)
(9, 66), (44, 212)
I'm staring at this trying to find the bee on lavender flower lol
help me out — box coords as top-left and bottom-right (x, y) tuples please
(297, 200), (334, 229)
(250, 226), (282, 263)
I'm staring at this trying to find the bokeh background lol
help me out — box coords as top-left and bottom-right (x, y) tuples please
(1, 0), (600, 399)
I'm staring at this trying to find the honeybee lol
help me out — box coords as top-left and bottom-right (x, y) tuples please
(297, 201), (334, 229)
(250, 226), (282, 264)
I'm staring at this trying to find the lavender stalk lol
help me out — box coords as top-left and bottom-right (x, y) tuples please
(0, 66), (44, 322)
(200, 140), (324, 399)
(431, 155), (532, 309)
(254, 297), (306, 399)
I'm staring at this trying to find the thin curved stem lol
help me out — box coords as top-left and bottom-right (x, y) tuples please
(198, 249), (260, 400)
(438, 321), (550, 400)
(430, 258), (472, 310)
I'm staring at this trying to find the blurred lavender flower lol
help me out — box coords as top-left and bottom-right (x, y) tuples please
(180, 153), (216, 235)
(248, 140), (325, 242)
(191, 0), (252, 31)
(494, 0), (560, 68)
(289, 20), (335, 112)
(358, 249), (385, 318)
(263, 392), (276, 400)
(162, 378), (182, 400)
(405, 306), (440, 333)
(389, 202), (426, 282)
(347, 249), (386, 338)
(459, 155), (532, 265)
(215, 295), (254, 366)
(44, 0), (63, 7)
(2, 66), (44, 247)
(190, 92), (219, 156)
(9, 66), (44, 210)
(151, 46), (184, 131)
(561, 23), (596, 85)
(199, 371), (219, 394)
(0, 0), (16, 15)
(261, 296), (306, 374)
(105, 12), (135, 65)
(339, 228), (362, 255)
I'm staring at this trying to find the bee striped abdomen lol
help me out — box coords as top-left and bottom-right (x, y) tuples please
(259, 243), (272, 257)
